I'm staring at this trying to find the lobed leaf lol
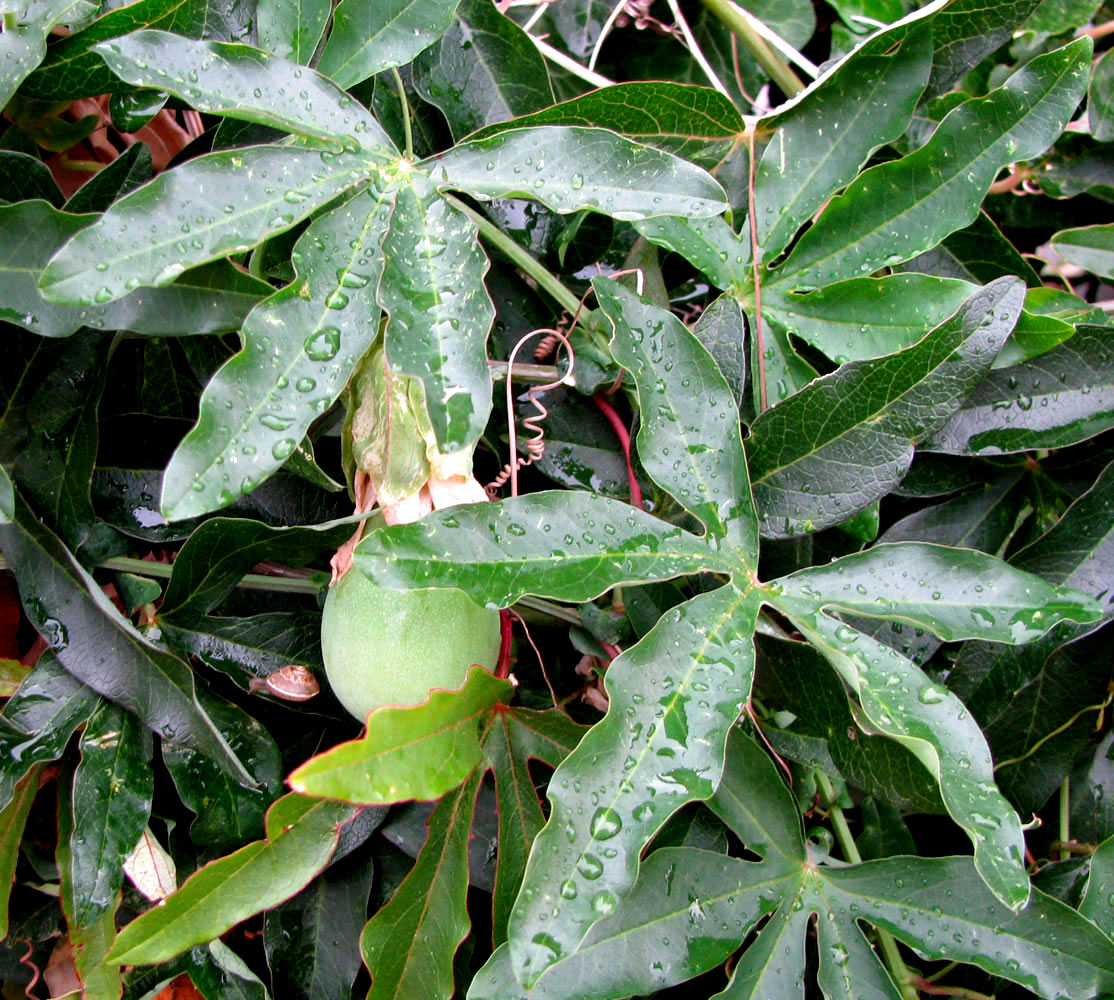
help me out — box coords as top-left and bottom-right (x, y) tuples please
(160, 186), (394, 521)
(40, 144), (376, 306)
(289, 667), (512, 804)
(379, 180), (495, 454)
(594, 277), (758, 561)
(632, 215), (748, 291)
(508, 586), (759, 986)
(95, 31), (397, 155)
(0, 201), (269, 338)
(772, 38), (1092, 290)
(425, 126), (728, 221)
(360, 769), (479, 1000)
(746, 277), (1025, 538)
(352, 491), (720, 608)
(925, 324), (1114, 455)
(107, 794), (354, 965)
(318, 0), (464, 89)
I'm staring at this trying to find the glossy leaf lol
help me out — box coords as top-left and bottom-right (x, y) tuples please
(426, 126), (728, 221)
(160, 186), (394, 521)
(57, 765), (122, 1000)
(1090, 48), (1114, 142)
(508, 585), (759, 986)
(289, 667), (512, 804)
(318, 0), (464, 89)
(107, 794), (354, 965)
(746, 277), (1025, 538)
(360, 769), (479, 1000)
(774, 541), (1101, 642)
(257, 0), (330, 64)
(753, 18), (932, 260)
(0, 0), (86, 108)
(379, 181), (494, 454)
(263, 847), (375, 1000)
(1080, 834), (1114, 936)
(772, 38), (1091, 290)
(466, 81), (746, 168)
(0, 765), (41, 938)
(784, 608), (1030, 909)
(594, 277), (757, 560)
(925, 324), (1114, 455)
(352, 491), (719, 608)
(40, 144), (375, 306)
(413, 0), (553, 141)
(68, 702), (153, 928)
(762, 273), (973, 363)
(631, 215), (748, 293)
(0, 489), (252, 783)
(162, 696), (283, 851)
(0, 201), (269, 338)
(1051, 223), (1114, 280)
(902, 210), (1041, 287)
(0, 150), (63, 206)
(95, 31), (396, 154)
(483, 708), (588, 946)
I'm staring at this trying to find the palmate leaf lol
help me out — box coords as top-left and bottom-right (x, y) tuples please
(39, 144), (376, 306)
(160, 186), (395, 521)
(746, 278), (1025, 538)
(94, 31), (397, 154)
(107, 794), (355, 966)
(472, 732), (1114, 1000)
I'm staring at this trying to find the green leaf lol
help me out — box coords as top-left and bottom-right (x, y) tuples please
(379, 181), (494, 454)
(318, 0), (464, 89)
(413, 0), (554, 141)
(0, 201), (269, 338)
(360, 769), (479, 1000)
(263, 847), (375, 1000)
(1051, 223), (1114, 280)
(901, 210), (1041, 287)
(57, 761), (122, 1000)
(94, 32), (397, 155)
(0, 0), (87, 108)
(465, 81), (746, 169)
(785, 608), (1031, 910)
(162, 697), (283, 851)
(631, 215), (748, 293)
(0, 765), (42, 938)
(925, 324), (1114, 455)
(775, 541), (1101, 642)
(594, 277), (758, 561)
(1079, 833), (1114, 936)
(257, 0), (330, 64)
(0, 654), (99, 811)
(482, 708), (588, 946)
(753, 18), (932, 260)
(107, 794), (354, 965)
(68, 702), (153, 928)
(1090, 48), (1114, 142)
(0, 150), (63, 206)
(160, 186), (394, 521)
(925, 0), (1043, 99)
(0, 489), (252, 784)
(772, 38), (1092, 290)
(39, 144), (375, 306)
(426, 126), (728, 221)
(746, 277), (1025, 538)
(352, 492), (719, 608)
(762, 273), (974, 364)
(508, 585), (759, 986)
(289, 667), (512, 803)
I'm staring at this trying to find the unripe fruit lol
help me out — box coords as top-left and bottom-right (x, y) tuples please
(321, 568), (502, 722)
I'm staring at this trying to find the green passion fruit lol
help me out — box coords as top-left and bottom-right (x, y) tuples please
(321, 568), (502, 722)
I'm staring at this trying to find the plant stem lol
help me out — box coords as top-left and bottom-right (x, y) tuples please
(388, 66), (414, 159)
(1059, 777), (1071, 861)
(699, 0), (805, 97)
(488, 360), (568, 385)
(816, 770), (918, 1000)
(442, 192), (588, 321)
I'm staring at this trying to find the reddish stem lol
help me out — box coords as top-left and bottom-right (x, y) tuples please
(496, 609), (514, 679)
(592, 393), (643, 510)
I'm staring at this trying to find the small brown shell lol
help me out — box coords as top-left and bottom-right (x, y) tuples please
(250, 665), (320, 701)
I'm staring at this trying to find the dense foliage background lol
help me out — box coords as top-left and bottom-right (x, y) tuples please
(1, 0), (1114, 998)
